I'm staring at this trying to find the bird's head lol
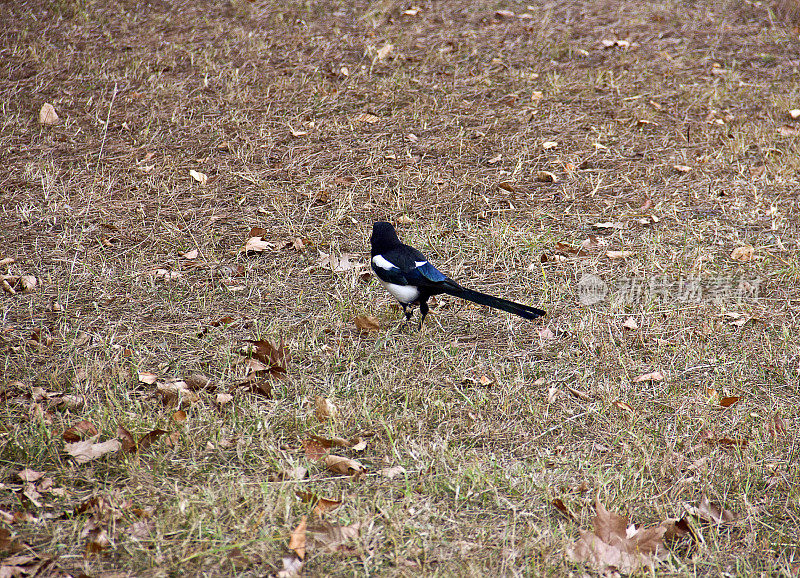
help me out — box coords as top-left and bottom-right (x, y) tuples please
(370, 221), (401, 254)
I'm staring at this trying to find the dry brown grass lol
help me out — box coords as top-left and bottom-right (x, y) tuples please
(1, 0), (799, 575)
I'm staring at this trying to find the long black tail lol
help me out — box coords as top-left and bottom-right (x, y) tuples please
(442, 287), (546, 320)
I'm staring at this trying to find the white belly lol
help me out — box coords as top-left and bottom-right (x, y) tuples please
(378, 278), (419, 304)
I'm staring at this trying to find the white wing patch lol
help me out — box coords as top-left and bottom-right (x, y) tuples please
(414, 261), (428, 267)
(372, 254), (398, 270)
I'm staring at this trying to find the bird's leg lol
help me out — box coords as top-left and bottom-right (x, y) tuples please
(400, 304), (414, 330)
(418, 300), (429, 330)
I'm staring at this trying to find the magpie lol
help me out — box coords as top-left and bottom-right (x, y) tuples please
(370, 221), (546, 328)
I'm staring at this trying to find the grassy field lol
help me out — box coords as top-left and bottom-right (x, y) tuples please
(2, 0), (799, 575)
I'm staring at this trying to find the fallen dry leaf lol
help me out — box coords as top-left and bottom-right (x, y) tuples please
(277, 555), (304, 577)
(612, 400), (636, 416)
(606, 250), (634, 259)
(719, 396), (740, 408)
(565, 384), (590, 401)
(353, 112), (380, 124)
(777, 124), (800, 136)
(17, 469), (44, 483)
(84, 522), (113, 555)
(694, 495), (737, 524)
(137, 371), (158, 385)
(553, 498), (576, 522)
(244, 338), (290, 378)
(116, 426), (136, 453)
(306, 521), (360, 554)
(216, 392), (233, 405)
(375, 43), (393, 61)
(632, 371), (664, 383)
(378, 465), (406, 479)
(0, 527), (24, 554)
(592, 221), (624, 230)
(64, 436), (121, 464)
(554, 242), (587, 257)
(173, 374), (206, 393)
(704, 435), (748, 448)
(542, 141), (558, 150)
(730, 245), (754, 262)
(270, 466), (308, 482)
(289, 516), (307, 560)
(137, 429), (168, 452)
(768, 412), (787, 439)
(240, 236), (272, 254)
(39, 102), (59, 125)
(314, 396), (337, 422)
(354, 314), (380, 333)
(189, 169), (208, 185)
(536, 170), (558, 182)
(315, 251), (362, 272)
(180, 248), (199, 259)
(156, 380), (200, 408)
(673, 164), (692, 173)
(62, 419), (99, 442)
(324, 455), (365, 476)
(622, 316), (638, 330)
(302, 438), (329, 461)
(567, 499), (668, 573)
(296, 490), (342, 516)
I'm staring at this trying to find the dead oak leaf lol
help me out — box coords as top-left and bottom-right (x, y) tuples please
(567, 499), (668, 573)
(693, 495), (737, 524)
(307, 521), (360, 554)
(245, 338), (290, 377)
(315, 251), (363, 272)
(64, 435), (121, 464)
(240, 236), (273, 254)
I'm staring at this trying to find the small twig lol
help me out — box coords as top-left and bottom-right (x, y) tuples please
(97, 81), (118, 166)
